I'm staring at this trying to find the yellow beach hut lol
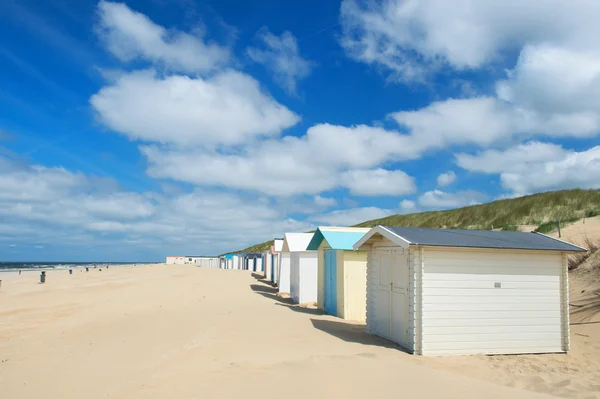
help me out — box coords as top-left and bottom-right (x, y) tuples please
(306, 226), (370, 322)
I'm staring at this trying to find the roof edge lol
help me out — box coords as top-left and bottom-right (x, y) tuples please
(531, 231), (588, 252)
(353, 225), (411, 250)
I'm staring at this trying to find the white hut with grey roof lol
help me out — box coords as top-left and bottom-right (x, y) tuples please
(354, 225), (586, 356)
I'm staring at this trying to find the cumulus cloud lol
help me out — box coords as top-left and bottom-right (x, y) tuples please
(436, 171), (456, 187)
(314, 195), (337, 208)
(97, 1), (230, 74)
(399, 199), (416, 211)
(390, 97), (600, 149)
(339, 0), (600, 80)
(247, 28), (313, 94)
(310, 206), (393, 226)
(418, 190), (487, 209)
(341, 168), (416, 196)
(340, 0), (600, 150)
(456, 142), (600, 194)
(90, 69), (300, 146)
(140, 123), (420, 196)
(0, 156), (316, 257)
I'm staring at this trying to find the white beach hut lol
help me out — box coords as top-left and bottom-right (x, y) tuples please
(232, 254), (240, 270)
(263, 250), (272, 279)
(272, 239), (283, 285)
(280, 233), (318, 303)
(354, 226), (586, 356)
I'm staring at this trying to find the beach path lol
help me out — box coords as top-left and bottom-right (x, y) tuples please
(0, 265), (591, 399)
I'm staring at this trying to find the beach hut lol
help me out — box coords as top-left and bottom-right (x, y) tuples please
(306, 226), (370, 321)
(272, 239), (283, 285)
(280, 233), (317, 303)
(166, 256), (185, 264)
(263, 250), (272, 279)
(232, 254), (240, 270)
(353, 225), (586, 356)
(225, 254), (234, 269)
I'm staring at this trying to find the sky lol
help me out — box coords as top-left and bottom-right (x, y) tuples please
(1, 0), (600, 261)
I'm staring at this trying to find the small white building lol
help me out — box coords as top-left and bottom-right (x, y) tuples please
(272, 239), (283, 285)
(263, 249), (272, 279)
(280, 233), (318, 303)
(354, 226), (586, 356)
(166, 256), (185, 264)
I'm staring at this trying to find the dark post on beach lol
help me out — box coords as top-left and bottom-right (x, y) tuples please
(40, 271), (46, 284)
(69, 269), (73, 275)
(86, 267), (89, 272)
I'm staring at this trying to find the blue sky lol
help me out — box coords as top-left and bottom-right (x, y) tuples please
(1, 0), (600, 261)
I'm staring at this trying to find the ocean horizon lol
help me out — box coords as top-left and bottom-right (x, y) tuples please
(0, 262), (161, 271)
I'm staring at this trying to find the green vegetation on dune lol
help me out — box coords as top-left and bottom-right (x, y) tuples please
(232, 189), (600, 254)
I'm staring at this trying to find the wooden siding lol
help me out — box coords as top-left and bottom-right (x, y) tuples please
(316, 242), (330, 310)
(290, 252), (318, 304)
(341, 250), (368, 322)
(421, 247), (565, 356)
(278, 253), (291, 293)
(366, 239), (416, 353)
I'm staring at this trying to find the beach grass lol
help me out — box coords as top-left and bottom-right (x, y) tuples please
(234, 189), (600, 254)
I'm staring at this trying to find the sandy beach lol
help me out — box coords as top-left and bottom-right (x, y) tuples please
(0, 265), (597, 399)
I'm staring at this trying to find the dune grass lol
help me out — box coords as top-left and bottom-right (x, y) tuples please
(233, 189), (600, 254)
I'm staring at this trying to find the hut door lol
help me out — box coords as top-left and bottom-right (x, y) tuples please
(375, 249), (409, 347)
(324, 250), (337, 315)
(390, 252), (409, 347)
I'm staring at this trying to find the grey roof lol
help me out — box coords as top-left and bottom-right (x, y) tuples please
(382, 226), (586, 252)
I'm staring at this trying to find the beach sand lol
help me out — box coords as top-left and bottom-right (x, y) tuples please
(0, 265), (598, 399)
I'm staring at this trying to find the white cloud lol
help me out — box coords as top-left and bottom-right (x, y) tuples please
(340, 1), (600, 149)
(247, 28), (313, 94)
(418, 190), (487, 209)
(390, 97), (600, 150)
(436, 171), (456, 187)
(455, 141), (569, 174)
(399, 199), (416, 211)
(456, 142), (600, 194)
(0, 156), (318, 256)
(314, 195), (337, 208)
(96, 1), (230, 74)
(496, 44), (600, 115)
(90, 69), (300, 146)
(141, 123), (421, 196)
(341, 168), (416, 196)
(339, 0), (600, 81)
(311, 207), (393, 226)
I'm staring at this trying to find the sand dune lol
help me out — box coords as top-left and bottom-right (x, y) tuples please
(0, 265), (597, 398)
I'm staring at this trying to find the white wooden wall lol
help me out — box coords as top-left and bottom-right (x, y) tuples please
(278, 253), (291, 293)
(366, 240), (417, 353)
(290, 252), (318, 304)
(420, 247), (566, 356)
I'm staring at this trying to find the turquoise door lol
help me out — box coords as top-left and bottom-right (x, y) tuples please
(271, 254), (275, 281)
(324, 250), (337, 316)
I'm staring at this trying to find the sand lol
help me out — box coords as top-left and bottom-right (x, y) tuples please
(0, 265), (598, 399)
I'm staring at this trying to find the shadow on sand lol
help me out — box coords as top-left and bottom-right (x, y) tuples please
(250, 283), (326, 315)
(570, 287), (600, 323)
(310, 318), (409, 352)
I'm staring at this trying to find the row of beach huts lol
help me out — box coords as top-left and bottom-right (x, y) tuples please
(167, 225), (586, 356)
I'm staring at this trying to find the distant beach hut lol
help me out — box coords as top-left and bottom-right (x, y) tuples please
(263, 250), (272, 279)
(353, 225), (586, 356)
(225, 254), (234, 270)
(232, 254), (240, 270)
(281, 233), (317, 303)
(272, 239), (283, 285)
(306, 226), (370, 321)
(166, 256), (185, 264)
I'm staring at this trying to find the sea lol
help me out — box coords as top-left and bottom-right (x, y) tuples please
(0, 262), (160, 271)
